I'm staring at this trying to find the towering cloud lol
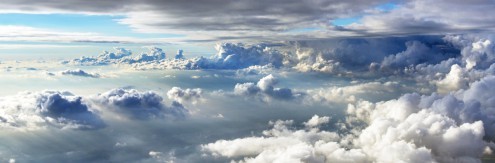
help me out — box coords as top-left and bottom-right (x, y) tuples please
(175, 49), (185, 60)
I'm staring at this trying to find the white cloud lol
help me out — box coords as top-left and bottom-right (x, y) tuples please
(435, 64), (469, 93)
(234, 74), (299, 101)
(166, 87), (203, 104)
(204, 74), (495, 162)
(202, 117), (351, 163)
(307, 81), (404, 103)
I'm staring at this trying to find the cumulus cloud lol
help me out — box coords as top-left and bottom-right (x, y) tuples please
(204, 75), (495, 162)
(202, 115), (356, 163)
(166, 87), (203, 104)
(59, 69), (100, 78)
(68, 43), (288, 71)
(59, 35), (465, 77)
(63, 47), (168, 66)
(175, 49), (185, 60)
(234, 74), (299, 101)
(92, 89), (188, 120)
(124, 47), (166, 63)
(62, 47), (132, 66)
(435, 64), (469, 93)
(0, 91), (104, 130)
(235, 64), (276, 76)
(378, 41), (457, 71)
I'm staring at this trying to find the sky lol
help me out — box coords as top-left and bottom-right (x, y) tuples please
(1, 0), (495, 162)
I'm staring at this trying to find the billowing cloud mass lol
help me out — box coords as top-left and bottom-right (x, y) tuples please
(92, 88), (188, 120)
(0, 91), (104, 130)
(203, 76), (495, 162)
(4, 33), (495, 161)
(4, 0), (495, 162)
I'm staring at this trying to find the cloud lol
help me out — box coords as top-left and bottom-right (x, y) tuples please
(62, 47), (133, 65)
(1, 0), (494, 41)
(378, 41), (457, 71)
(59, 69), (100, 78)
(68, 43), (288, 71)
(0, 25), (171, 44)
(166, 87), (203, 104)
(92, 88), (188, 120)
(235, 64), (276, 76)
(0, 90), (104, 130)
(344, 0), (495, 35)
(63, 47), (169, 66)
(0, 0), (421, 41)
(435, 64), (469, 93)
(203, 75), (495, 162)
(124, 47), (166, 63)
(202, 116), (354, 163)
(345, 75), (495, 160)
(175, 49), (185, 60)
(307, 81), (406, 103)
(234, 74), (299, 101)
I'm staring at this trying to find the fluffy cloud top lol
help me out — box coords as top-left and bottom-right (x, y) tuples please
(166, 87), (202, 104)
(175, 49), (185, 60)
(66, 43), (287, 71)
(307, 81), (404, 103)
(234, 74), (298, 101)
(62, 47), (166, 66)
(203, 75), (495, 162)
(0, 91), (104, 130)
(92, 89), (188, 120)
(202, 115), (353, 163)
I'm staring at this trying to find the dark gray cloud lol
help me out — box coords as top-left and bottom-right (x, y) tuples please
(0, 91), (104, 130)
(92, 88), (188, 120)
(345, 0), (495, 36)
(60, 69), (100, 78)
(0, 0), (386, 29)
(2, 0), (494, 41)
(0, 0), (390, 41)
